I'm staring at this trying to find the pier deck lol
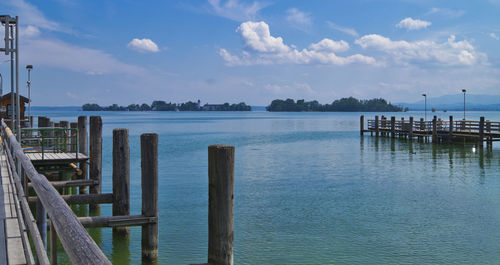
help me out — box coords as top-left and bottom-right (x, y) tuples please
(361, 115), (500, 145)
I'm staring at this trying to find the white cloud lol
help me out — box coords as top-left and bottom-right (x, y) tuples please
(286, 8), (312, 27)
(20, 25), (41, 38)
(207, 0), (268, 21)
(326, 21), (359, 37)
(355, 34), (487, 66)
(425, 7), (465, 19)
(220, 21), (376, 66)
(9, 0), (72, 33)
(22, 38), (145, 75)
(396, 17), (431, 30)
(490, 33), (499, 40)
(127, 38), (160, 53)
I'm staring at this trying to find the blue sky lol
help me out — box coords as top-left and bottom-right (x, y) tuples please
(0, 0), (499, 106)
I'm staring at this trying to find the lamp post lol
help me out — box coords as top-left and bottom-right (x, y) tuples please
(26, 65), (32, 126)
(422, 93), (427, 121)
(0, 73), (2, 95)
(462, 89), (466, 120)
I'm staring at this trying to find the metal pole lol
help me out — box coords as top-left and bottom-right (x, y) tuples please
(463, 91), (466, 120)
(27, 67), (31, 127)
(10, 24), (14, 133)
(422, 94), (427, 122)
(0, 73), (3, 95)
(15, 16), (20, 141)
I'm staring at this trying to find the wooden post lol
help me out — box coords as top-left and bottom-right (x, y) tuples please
(70, 122), (77, 152)
(89, 116), (102, 211)
(38, 116), (50, 127)
(141, 133), (158, 262)
(360, 115), (364, 136)
(50, 222), (57, 265)
(479, 116), (485, 145)
(113, 129), (130, 237)
(36, 198), (47, 249)
(375, 115), (379, 136)
(208, 145), (235, 265)
(409, 117), (413, 139)
(78, 116), (88, 194)
(432, 116), (437, 143)
(449, 116), (453, 140)
(390, 116), (395, 138)
(60, 121), (69, 152)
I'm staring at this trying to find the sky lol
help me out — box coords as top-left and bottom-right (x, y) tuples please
(0, 0), (499, 106)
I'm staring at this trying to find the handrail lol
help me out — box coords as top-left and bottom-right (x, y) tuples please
(1, 119), (111, 265)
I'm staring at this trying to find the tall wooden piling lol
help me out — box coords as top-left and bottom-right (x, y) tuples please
(38, 116), (50, 127)
(390, 116), (395, 138)
(375, 116), (379, 136)
(208, 145), (235, 265)
(409, 117), (414, 139)
(89, 116), (102, 211)
(113, 129), (130, 236)
(432, 116), (437, 143)
(60, 121), (69, 152)
(360, 115), (364, 136)
(141, 133), (159, 262)
(36, 198), (47, 249)
(449, 116), (453, 140)
(78, 116), (88, 194)
(479, 116), (485, 145)
(70, 122), (77, 152)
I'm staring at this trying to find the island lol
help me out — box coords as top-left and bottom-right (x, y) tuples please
(266, 97), (404, 112)
(82, 100), (251, 111)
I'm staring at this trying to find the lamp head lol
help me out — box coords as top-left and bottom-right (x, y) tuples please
(462, 89), (466, 93)
(26, 65), (33, 70)
(422, 94), (426, 97)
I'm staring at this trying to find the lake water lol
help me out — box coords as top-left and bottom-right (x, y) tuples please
(32, 110), (500, 264)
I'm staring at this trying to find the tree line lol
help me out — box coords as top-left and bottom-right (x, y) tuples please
(266, 97), (404, 112)
(82, 101), (251, 111)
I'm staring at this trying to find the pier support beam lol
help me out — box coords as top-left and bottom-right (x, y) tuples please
(375, 115), (379, 137)
(208, 145), (235, 265)
(89, 116), (102, 211)
(391, 116), (395, 138)
(449, 116), (453, 141)
(113, 129), (130, 237)
(141, 133), (159, 262)
(479, 116), (485, 146)
(432, 116), (437, 143)
(78, 116), (88, 194)
(409, 117), (413, 139)
(360, 115), (364, 136)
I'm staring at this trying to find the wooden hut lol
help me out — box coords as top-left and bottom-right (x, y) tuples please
(0, 92), (30, 121)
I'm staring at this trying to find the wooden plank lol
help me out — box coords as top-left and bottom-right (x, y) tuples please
(28, 193), (113, 205)
(77, 215), (156, 228)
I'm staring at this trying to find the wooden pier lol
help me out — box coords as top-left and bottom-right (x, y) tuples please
(0, 115), (236, 265)
(361, 115), (500, 147)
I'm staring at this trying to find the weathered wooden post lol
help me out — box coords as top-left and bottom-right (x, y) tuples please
(448, 115), (453, 142)
(390, 116), (395, 138)
(38, 116), (50, 127)
(113, 129), (130, 237)
(60, 121), (69, 152)
(432, 116), (437, 143)
(78, 116), (88, 194)
(141, 133), (159, 262)
(70, 122), (77, 152)
(50, 222), (57, 265)
(360, 115), (364, 136)
(479, 116), (485, 145)
(36, 198), (47, 249)
(375, 115), (379, 137)
(208, 145), (235, 265)
(409, 117), (414, 139)
(89, 116), (102, 211)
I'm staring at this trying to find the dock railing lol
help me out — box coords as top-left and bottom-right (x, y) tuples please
(20, 127), (79, 160)
(1, 119), (111, 264)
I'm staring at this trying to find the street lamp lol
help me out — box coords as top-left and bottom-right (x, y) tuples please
(26, 65), (32, 126)
(422, 93), (427, 121)
(462, 89), (466, 120)
(0, 73), (2, 95)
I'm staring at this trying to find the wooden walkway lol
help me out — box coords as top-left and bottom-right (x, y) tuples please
(25, 152), (88, 166)
(361, 115), (500, 146)
(0, 151), (33, 264)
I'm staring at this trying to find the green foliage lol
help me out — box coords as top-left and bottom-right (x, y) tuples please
(266, 97), (403, 112)
(82, 101), (251, 112)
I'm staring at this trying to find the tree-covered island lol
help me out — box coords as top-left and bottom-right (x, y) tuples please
(266, 97), (404, 112)
(82, 101), (251, 111)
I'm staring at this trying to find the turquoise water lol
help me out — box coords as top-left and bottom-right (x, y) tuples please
(33, 110), (500, 264)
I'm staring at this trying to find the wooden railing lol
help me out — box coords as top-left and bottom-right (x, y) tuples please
(1, 120), (111, 264)
(367, 118), (500, 135)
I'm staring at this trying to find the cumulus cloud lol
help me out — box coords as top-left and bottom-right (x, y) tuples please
(355, 34), (487, 66)
(127, 38), (160, 53)
(220, 21), (376, 66)
(326, 21), (359, 37)
(207, 0), (268, 21)
(396, 17), (431, 30)
(490, 33), (499, 40)
(286, 8), (312, 28)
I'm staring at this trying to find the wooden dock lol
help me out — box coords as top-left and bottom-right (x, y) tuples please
(361, 115), (500, 146)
